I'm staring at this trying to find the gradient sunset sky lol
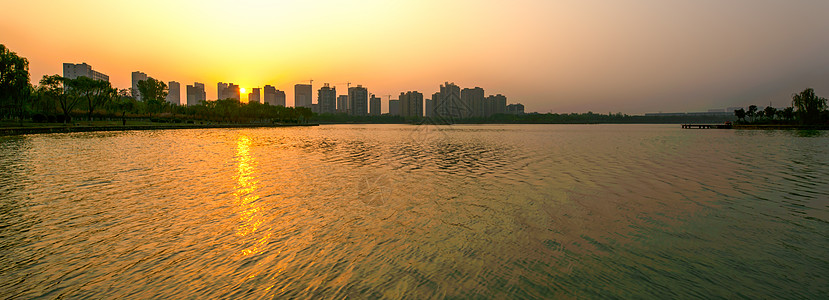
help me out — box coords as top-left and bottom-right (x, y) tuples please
(3, 0), (829, 113)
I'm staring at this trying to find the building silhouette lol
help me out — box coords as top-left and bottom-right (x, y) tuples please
(425, 98), (433, 118)
(248, 88), (261, 103)
(167, 81), (180, 105)
(506, 103), (524, 115)
(369, 95), (381, 115)
(294, 84), (312, 108)
(263, 85), (285, 106)
(486, 94), (507, 116)
(428, 92), (440, 117)
(400, 91), (423, 118)
(217, 82), (228, 100)
(348, 85), (368, 116)
(318, 84), (337, 114)
(63, 63), (109, 84)
(186, 82), (206, 106)
(389, 99), (400, 116)
(462, 87), (485, 118)
(217, 82), (240, 100)
(437, 82), (463, 120)
(337, 95), (349, 114)
(130, 71), (148, 100)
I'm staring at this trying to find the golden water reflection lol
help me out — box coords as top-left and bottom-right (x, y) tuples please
(234, 133), (270, 256)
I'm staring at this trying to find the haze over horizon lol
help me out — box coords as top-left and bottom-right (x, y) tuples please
(3, 0), (829, 114)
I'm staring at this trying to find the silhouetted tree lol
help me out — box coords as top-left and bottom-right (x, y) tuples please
(781, 107), (795, 121)
(792, 88), (827, 125)
(69, 76), (113, 121)
(137, 78), (167, 117)
(110, 89), (135, 125)
(747, 105), (758, 123)
(734, 108), (746, 123)
(0, 44), (32, 124)
(764, 106), (777, 121)
(40, 75), (80, 124)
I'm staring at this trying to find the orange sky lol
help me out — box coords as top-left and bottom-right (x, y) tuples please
(3, 0), (829, 113)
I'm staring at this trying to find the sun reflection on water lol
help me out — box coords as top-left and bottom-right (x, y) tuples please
(234, 134), (270, 256)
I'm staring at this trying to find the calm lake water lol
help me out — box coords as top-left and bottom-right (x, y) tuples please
(1, 124), (827, 298)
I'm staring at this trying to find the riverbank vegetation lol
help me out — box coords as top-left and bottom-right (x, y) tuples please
(733, 88), (828, 126)
(1, 45), (314, 126)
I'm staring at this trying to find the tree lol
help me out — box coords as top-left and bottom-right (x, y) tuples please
(747, 105), (758, 123)
(734, 108), (746, 123)
(0, 44), (32, 123)
(137, 78), (167, 117)
(764, 106), (777, 121)
(40, 75), (80, 124)
(111, 89), (135, 126)
(781, 107), (795, 121)
(791, 88), (827, 125)
(69, 76), (113, 121)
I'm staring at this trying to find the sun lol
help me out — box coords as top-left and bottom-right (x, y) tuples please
(240, 87), (246, 94)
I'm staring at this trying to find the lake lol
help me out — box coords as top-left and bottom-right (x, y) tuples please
(1, 124), (827, 298)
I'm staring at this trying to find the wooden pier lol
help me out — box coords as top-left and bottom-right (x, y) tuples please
(681, 124), (732, 129)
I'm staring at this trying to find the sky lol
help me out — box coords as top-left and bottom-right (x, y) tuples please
(2, 0), (829, 114)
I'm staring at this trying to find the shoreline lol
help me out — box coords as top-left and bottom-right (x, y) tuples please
(0, 123), (319, 136)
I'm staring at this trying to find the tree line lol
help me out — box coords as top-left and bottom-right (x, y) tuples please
(733, 88), (828, 125)
(0, 44), (313, 126)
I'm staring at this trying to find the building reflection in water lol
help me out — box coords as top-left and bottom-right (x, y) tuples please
(234, 134), (271, 256)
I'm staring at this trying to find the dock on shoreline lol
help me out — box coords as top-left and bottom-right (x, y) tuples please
(0, 123), (319, 136)
(681, 124), (733, 129)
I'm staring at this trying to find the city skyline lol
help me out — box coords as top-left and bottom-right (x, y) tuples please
(3, 0), (829, 114)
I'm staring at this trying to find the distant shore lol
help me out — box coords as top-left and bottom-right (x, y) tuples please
(0, 123), (318, 136)
(733, 124), (829, 130)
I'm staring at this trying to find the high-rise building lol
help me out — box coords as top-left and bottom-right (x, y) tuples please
(166, 81), (181, 105)
(462, 87), (485, 118)
(389, 99), (400, 116)
(274, 90), (286, 107)
(425, 99), (434, 118)
(217, 82), (229, 100)
(430, 92), (440, 118)
(186, 82), (206, 106)
(348, 85), (368, 116)
(294, 84), (312, 108)
(263, 85), (276, 105)
(438, 82), (463, 119)
(217, 82), (239, 100)
(262, 85), (287, 106)
(337, 95), (349, 114)
(400, 91), (423, 118)
(130, 71), (148, 100)
(369, 95), (381, 115)
(486, 94), (507, 116)
(318, 84), (336, 114)
(64, 63), (109, 83)
(248, 88), (261, 103)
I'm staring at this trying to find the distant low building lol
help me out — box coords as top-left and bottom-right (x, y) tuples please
(64, 63), (109, 82)
(506, 103), (525, 115)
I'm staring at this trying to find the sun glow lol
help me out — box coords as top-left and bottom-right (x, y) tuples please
(240, 87), (246, 94)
